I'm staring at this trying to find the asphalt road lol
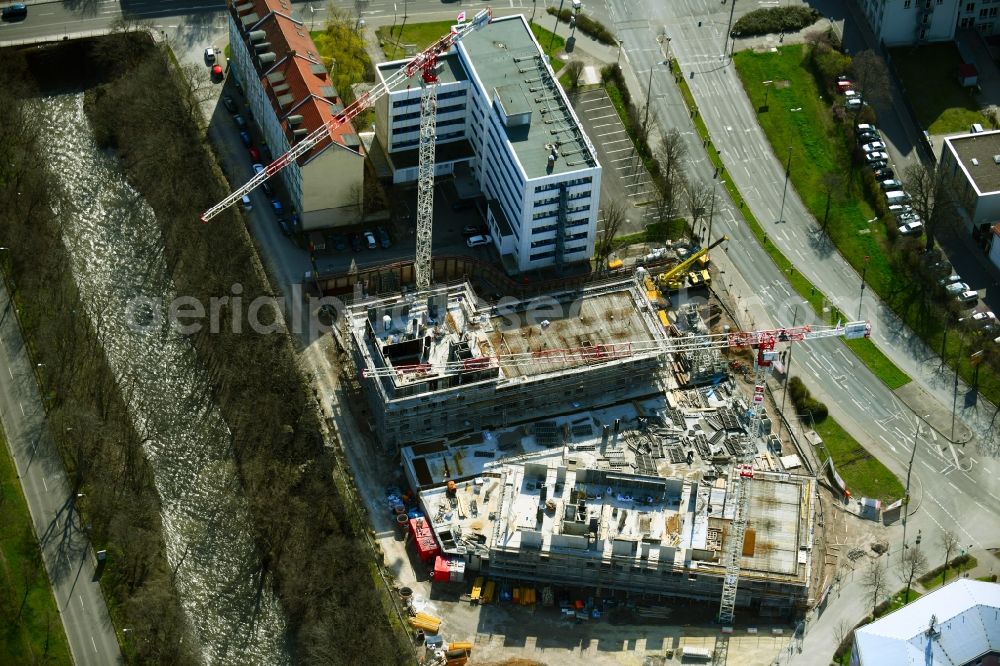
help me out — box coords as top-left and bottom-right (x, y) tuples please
(0, 284), (122, 666)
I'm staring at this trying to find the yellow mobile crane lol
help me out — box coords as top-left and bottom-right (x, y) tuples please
(656, 236), (728, 291)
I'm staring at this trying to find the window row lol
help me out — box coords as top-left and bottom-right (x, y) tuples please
(391, 89), (466, 108)
(534, 176), (592, 193)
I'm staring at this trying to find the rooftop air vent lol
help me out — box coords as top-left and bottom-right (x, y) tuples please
(293, 128), (309, 140)
(287, 114), (304, 126)
(972, 158), (980, 166)
(248, 30), (266, 43)
(258, 52), (277, 65)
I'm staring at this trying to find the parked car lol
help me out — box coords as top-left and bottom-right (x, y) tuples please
(888, 204), (912, 216)
(233, 114), (247, 129)
(467, 234), (491, 248)
(969, 310), (997, 329)
(253, 164), (272, 196)
(846, 97), (864, 110)
(868, 159), (888, 171)
(329, 234), (348, 252)
(861, 141), (886, 153)
(239, 131), (252, 147)
(270, 198), (284, 217)
(858, 131), (880, 144)
(248, 146), (261, 162)
(865, 151), (889, 163)
(945, 281), (971, 295)
(377, 227), (391, 249)
(956, 289), (979, 304)
(350, 232), (362, 252)
(222, 96), (237, 113)
(276, 218), (291, 237)
(363, 230), (377, 249)
(241, 195), (253, 211)
(937, 273), (962, 286)
(874, 167), (895, 181)
(898, 220), (924, 235)
(211, 64), (223, 80)
(856, 123), (877, 135)
(462, 224), (488, 237)
(880, 178), (904, 191)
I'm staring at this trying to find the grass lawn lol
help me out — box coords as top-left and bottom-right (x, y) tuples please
(878, 589), (923, 617)
(376, 20), (566, 72)
(844, 337), (912, 390)
(920, 555), (979, 590)
(814, 416), (905, 503)
(889, 44), (991, 134)
(0, 431), (72, 665)
(735, 45), (1000, 408)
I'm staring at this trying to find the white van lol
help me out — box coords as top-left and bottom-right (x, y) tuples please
(885, 190), (909, 205)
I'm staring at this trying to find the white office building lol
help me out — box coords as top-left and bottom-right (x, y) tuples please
(940, 128), (1000, 229)
(373, 15), (602, 273)
(858, 0), (1000, 46)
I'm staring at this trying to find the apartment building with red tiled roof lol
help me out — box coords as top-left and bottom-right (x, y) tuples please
(226, 0), (364, 231)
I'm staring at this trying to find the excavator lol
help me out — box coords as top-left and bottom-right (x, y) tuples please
(655, 235), (728, 291)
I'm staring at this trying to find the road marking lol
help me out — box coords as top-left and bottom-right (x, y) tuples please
(588, 113), (618, 121)
(79, 595), (85, 610)
(926, 494), (982, 547)
(920, 460), (934, 472)
(877, 435), (896, 453)
(975, 500), (988, 512)
(19, 402), (25, 416)
(948, 481), (960, 492)
(591, 123), (617, 129)
(42, 477), (47, 491)
(605, 147), (633, 154)
(971, 457), (979, 464)
(92, 636), (97, 652)
(601, 138), (632, 145)
(7, 367), (12, 379)
(989, 491), (1000, 502)
(939, 463), (954, 474)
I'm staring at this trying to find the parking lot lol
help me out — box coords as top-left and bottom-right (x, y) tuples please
(571, 89), (656, 235)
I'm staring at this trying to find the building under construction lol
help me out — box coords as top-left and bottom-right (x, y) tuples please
(344, 279), (676, 450)
(401, 398), (816, 618)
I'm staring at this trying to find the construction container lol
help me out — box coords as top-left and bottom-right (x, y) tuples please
(482, 580), (495, 604)
(410, 518), (440, 562)
(449, 641), (474, 653)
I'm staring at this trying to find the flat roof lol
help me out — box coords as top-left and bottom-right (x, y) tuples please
(377, 52), (468, 87)
(946, 129), (1000, 194)
(460, 16), (597, 178)
(487, 289), (658, 379)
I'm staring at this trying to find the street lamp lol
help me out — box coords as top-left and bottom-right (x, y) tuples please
(617, 39), (624, 67)
(776, 304), (801, 438)
(777, 146), (791, 224)
(761, 80), (773, 112)
(858, 255), (870, 320)
(706, 180), (724, 245)
(901, 416), (930, 558)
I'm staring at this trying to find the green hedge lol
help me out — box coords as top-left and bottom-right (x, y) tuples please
(732, 7), (821, 38)
(789, 376), (829, 422)
(546, 7), (616, 45)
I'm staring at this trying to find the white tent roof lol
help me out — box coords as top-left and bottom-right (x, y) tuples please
(853, 579), (1000, 665)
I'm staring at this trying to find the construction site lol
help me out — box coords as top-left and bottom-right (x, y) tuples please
(197, 7), (874, 663)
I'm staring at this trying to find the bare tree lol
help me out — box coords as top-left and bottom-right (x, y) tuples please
(898, 546), (928, 604)
(939, 530), (960, 586)
(820, 171), (844, 234)
(852, 50), (891, 111)
(902, 163), (962, 250)
(861, 558), (888, 619)
(654, 128), (688, 221)
(833, 618), (853, 650)
(683, 179), (713, 241)
(596, 200), (627, 265)
(564, 61), (584, 92)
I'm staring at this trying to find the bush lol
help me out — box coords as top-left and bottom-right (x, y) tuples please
(732, 7), (822, 38)
(546, 7), (617, 45)
(788, 375), (829, 423)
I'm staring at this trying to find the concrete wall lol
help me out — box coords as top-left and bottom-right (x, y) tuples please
(990, 231), (1000, 270)
(299, 143), (364, 230)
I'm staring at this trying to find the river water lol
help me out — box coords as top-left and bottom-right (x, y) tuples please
(33, 93), (289, 665)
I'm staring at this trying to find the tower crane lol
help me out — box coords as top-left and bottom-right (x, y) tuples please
(361, 316), (871, 624)
(199, 7), (496, 292)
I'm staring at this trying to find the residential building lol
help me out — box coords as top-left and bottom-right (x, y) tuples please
(342, 279), (668, 451)
(990, 222), (1000, 270)
(401, 401), (816, 618)
(858, 0), (961, 46)
(940, 128), (1000, 228)
(373, 15), (602, 273)
(226, 0), (365, 231)
(850, 578), (1000, 665)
